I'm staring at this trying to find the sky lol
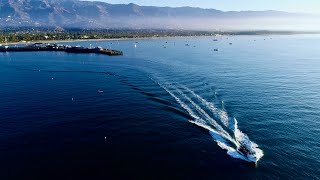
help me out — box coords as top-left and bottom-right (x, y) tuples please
(91, 0), (320, 14)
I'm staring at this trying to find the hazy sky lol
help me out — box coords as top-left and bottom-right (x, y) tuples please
(91, 0), (320, 14)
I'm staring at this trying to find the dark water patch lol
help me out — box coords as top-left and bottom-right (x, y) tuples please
(148, 96), (174, 106)
(158, 106), (193, 122)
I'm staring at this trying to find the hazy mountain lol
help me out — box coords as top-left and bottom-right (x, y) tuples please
(0, 0), (319, 31)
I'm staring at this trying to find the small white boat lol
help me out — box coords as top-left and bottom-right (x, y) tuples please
(237, 143), (258, 163)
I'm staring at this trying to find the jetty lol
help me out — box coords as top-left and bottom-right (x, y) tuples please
(0, 43), (123, 56)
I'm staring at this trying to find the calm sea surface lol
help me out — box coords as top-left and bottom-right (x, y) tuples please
(0, 35), (320, 179)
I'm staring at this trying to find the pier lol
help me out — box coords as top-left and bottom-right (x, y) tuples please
(0, 43), (123, 56)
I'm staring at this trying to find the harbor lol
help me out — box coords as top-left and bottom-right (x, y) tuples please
(0, 43), (123, 56)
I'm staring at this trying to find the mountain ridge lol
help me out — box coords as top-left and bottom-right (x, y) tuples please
(0, 0), (317, 30)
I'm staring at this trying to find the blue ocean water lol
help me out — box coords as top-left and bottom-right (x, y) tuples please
(0, 35), (320, 179)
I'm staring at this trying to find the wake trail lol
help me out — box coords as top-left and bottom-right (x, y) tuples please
(158, 82), (237, 148)
(151, 77), (237, 146)
(150, 76), (263, 162)
(174, 87), (237, 145)
(151, 78), (206, 125)
(182, 85), (230, 129)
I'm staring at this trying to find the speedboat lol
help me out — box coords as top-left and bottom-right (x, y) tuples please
(237, 143), (258, 163)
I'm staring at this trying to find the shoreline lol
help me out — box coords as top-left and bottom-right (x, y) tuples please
(4, 36), (221, 45)
(4, 33), (320, 45)
(5, 38), (129, 45)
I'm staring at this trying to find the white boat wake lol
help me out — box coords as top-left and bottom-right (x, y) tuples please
(151, 77), (264, 163)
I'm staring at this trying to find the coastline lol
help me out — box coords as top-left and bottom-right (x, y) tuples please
(5, 38), (129, 45)
(2, 28), (320, 46)
(4, 32), (320, 45)
(4, 36), (220, 45)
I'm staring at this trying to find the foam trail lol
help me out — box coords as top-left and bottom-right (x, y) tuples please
(151, 77), (263, 162)
(182, 86), (230, 128)
(183, 85), (263, 161)
(153, 78), (234, 144)
(152, 79), (205, 125)
(174, 87), (237, 145)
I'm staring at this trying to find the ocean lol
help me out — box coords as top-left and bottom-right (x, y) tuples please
(0, 35), (320, 179)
